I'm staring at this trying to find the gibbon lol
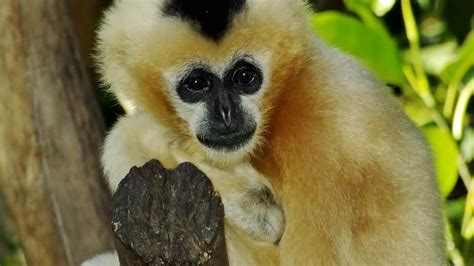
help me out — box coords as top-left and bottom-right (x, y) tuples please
(83, 0), (446, 265)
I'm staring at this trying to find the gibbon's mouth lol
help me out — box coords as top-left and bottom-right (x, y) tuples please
(197, 127), (256, 152)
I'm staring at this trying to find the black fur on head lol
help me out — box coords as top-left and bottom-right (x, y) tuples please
(163, 0), (246, 41)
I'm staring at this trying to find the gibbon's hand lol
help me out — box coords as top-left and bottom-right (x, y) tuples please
(172, 154), (285, 245)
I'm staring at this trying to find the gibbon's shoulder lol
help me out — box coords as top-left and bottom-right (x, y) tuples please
(306, 39), (429, 164)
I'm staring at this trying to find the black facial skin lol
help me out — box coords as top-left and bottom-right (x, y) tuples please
(176, 60), (263, 152)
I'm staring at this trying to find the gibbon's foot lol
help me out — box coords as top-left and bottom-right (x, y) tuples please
(111, 159), (228, 265)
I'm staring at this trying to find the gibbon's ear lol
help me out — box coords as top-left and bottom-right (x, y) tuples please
(162, 0), (247, 41)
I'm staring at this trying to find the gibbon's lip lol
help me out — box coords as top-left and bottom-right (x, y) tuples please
(197, 126), (256, 152)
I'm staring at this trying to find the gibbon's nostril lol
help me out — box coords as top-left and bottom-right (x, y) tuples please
(219, 104), (232, 127)
(215, 90), (234, 128)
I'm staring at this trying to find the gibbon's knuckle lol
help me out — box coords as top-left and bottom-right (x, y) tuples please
(267, 207), (285, 244)
(227, 186), (285, 244)
(248, 186), (279, 208)
(255, 208), (285, 244)
(273, 232), (283, 246)
(247, 187), (285, 243)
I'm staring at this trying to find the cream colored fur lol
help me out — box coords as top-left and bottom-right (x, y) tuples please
(83, 0), (446, 265)
(102, 112), (284, 244)
(84, 112), (283, 266)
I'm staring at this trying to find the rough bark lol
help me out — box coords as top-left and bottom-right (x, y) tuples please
(0, 0), (115, 265)
(112, 160), (229, 266)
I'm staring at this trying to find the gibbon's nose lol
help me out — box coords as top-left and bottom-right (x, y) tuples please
(216, 92), (234, 128)
(220, 104), (232, 127)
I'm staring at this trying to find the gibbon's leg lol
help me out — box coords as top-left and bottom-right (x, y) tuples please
(225, 222), (279, 266)
(273, 145), (445, 265)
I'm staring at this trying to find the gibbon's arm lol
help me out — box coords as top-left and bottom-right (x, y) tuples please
(103, 112), (284, 243)
(176, 156), (286, 244)
(101, 112), (177, 192)
(271, 41), (446, 265)
(85, 112), (281, 265)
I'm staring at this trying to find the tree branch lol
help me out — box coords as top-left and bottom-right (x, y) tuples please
(0, 0), (114, 264)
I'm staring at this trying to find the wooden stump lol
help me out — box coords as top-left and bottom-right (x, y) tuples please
(112, 160), (229, 266)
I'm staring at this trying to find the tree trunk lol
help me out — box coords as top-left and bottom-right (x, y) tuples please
(0, 0), (115, 265)
(69, 0), (110, 80)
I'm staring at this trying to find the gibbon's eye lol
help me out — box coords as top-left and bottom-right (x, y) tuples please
(232, 66), (256, 86)
(177, 69), (216, 103)
(185, 75), (211, 93)
(227, 61), (263, 95)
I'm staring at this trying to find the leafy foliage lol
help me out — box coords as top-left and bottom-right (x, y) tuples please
(0, 0), (471, 264)
(311, 0), (473, 264)
(310, 11), (405, 85)
(422, 123), (458, 197)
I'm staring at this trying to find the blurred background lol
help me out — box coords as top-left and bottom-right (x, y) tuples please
(0, 0), (473, 265)
(308, 1), (474, 264)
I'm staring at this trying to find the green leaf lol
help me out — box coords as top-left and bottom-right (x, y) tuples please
(420, 41), (458, 75)
(422, 124), (459, 197)
(446, 197), (466, 224)
(310, 12), (405, 86)
(343, 0), (389, 35)
(441, 31), (474, 85)
(403, 99), (433, 126)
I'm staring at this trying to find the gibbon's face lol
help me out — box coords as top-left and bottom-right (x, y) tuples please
(98, 0), (309, 161)
(165, 54), (267, 153)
